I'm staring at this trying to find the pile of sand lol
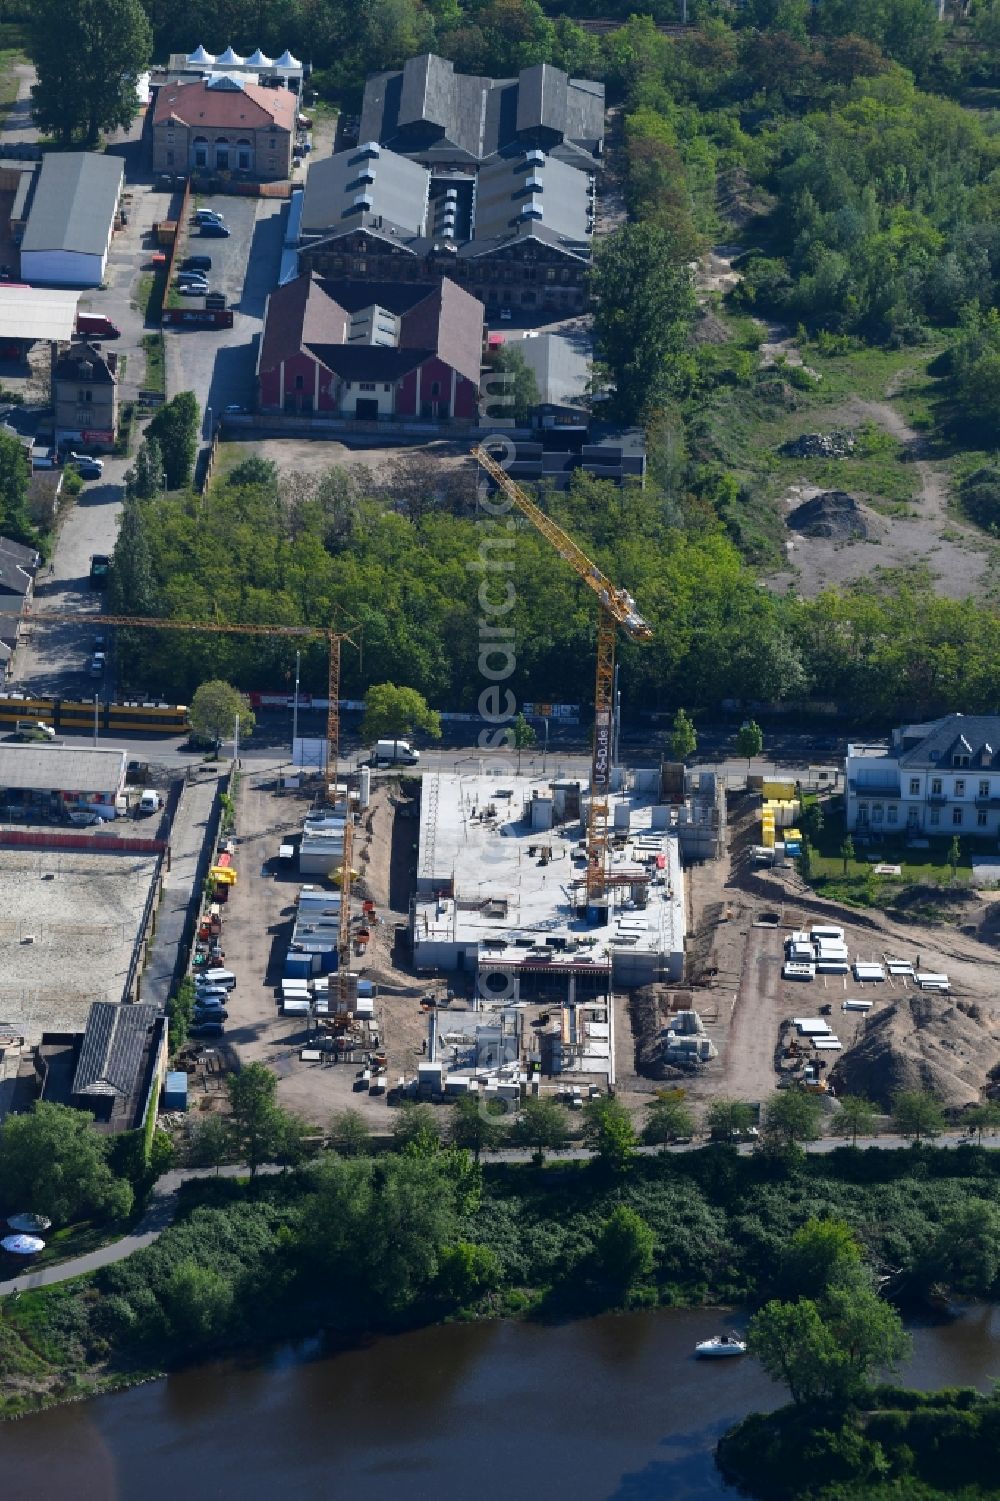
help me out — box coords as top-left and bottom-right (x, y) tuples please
(830, 994), (1000, 1110)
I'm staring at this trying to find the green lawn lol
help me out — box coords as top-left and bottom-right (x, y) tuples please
(131, 270), (165, 324)
(141, 333), (165, 396)
(802, 796), (978, 907)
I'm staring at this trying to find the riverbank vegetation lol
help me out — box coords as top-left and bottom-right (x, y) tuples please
(7, 1127), (1000, 1418)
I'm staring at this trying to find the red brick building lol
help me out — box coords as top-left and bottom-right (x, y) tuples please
(257, 271), (483, 420)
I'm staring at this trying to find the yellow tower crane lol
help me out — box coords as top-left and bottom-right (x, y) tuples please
(21, 609), (358, 781)
(472, 445), (653, 900)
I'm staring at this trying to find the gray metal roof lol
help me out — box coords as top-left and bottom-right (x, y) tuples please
(513, 329), (591, 411)
(473, 150), (590, 243)
(361, 54), (604, 169)
(72, 1001), (158, 1099)
(300, 147), (429, 238)
(0, 744), (126, 793)
(21, 153), (123, 256)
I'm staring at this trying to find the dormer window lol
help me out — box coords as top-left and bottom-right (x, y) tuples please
(954, 754), (970, 767)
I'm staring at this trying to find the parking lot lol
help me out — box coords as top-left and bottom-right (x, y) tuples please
(166, 192), (286, 430)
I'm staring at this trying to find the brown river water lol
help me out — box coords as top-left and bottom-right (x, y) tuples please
(1, 1304), (999, 1501)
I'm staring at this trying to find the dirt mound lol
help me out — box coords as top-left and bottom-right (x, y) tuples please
(830, 993), (1000, 1110)
(782, 430), (855, 458)
(787, 490), (870, 541)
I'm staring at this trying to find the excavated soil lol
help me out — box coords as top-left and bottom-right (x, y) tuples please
(787, 490), (873, 542)
(830, 994), (1000, 1111)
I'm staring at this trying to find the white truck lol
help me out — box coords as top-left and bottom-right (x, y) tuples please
(371, 739), (420, 767)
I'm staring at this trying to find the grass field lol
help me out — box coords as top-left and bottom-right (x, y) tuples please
(141, 333), (165, 395)
(801, 795), (978, 907)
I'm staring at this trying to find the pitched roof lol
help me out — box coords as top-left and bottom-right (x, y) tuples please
(473, 149), (590, 243)
(512, 328), (591, 411)
(0, 534), (39, 571)
(299, 146), (429, 239)
(21, 153), (123, 256)
(53, 342), (116, 386)
(894, 714), (1000, 770)
(260, 270), (482, 388)
(360, 53), (605, 169)
(72, 1001), (159, 1100)
(153, 76), (296, 132)
(0, 553), (30, 595)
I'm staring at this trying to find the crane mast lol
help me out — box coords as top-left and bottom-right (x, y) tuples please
(472, 446), (653, 899)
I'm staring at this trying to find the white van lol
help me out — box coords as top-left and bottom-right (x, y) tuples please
(137, 790), (161, 815)
(372, 738), (420, 766)
(197, 967), (236, 989)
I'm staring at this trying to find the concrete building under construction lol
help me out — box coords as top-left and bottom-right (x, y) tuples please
(410, 770), (686, 1000)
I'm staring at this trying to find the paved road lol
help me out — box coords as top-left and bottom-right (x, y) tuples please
(0, 1164), (281, 1296)
(0, 63), (38, 149)
(141, 768), (225, 1011)
(1, 1131), (991, 1296)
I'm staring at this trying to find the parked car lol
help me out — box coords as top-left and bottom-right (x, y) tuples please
(127, 759), (150, 784)
(223, 403), (245, 415)
(67, 452), (104, 473)
(176, 270), (209, 286)
(197, 967), (236, 989)
(200, 222), (231, 239)
(194, 984), (229, 1001)
(193, 1003), (229, 1020)
(193, 209), (226, 225)
(136, 789), (161, 816)
(188, 1020), (225, 1038)
(70, 457), (104, 480)
(68, 809), (101, 826)
(183, 254), (213, 272)
(179, 283), (209, 297)
(89, 652), (106, 677)
(15, 719), (55, 741)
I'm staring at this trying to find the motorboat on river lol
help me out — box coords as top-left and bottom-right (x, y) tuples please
(695, 1332), (746, 1358)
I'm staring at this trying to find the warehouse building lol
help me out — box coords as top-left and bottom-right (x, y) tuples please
(20, 153), (124, 287)
(35, 1001), (166, 1134)
(411, 771), (686, 998)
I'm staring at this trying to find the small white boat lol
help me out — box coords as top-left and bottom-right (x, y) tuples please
(695, 1333), (746, 1359)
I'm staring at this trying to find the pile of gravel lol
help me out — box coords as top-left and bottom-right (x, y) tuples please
(830, 994), (1000, 1110)
(787, 490), (869, 541)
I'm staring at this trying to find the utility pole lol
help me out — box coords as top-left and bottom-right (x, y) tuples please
(542, 712), (549, 775)
(291, 648), (301, 765)
(93, 694), (99, 747)
(233, 711), (240, 768)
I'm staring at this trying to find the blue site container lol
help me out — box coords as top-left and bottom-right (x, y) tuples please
(284, 952), (315, 979)
(163, 1071), (188, 1112)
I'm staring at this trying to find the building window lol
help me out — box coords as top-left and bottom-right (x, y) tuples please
(383, 384), (391, 392)
(887, 805), (898, 823)
(166, 150), (174, 165)
(930, 808), (940, 826)
(238, 150), (250, 169)
(270, 137), (277, 149)
(294, 374), (304, 390)
(978, 811), (988, 827)
(355, 260), (367, 274)
(78, 389), (92, 402)
(909, 778), (920, 795)
(359, 382), (376, 391)
(955, 779), (965, 796)
(954, 753), (970, 767)
(431, 381), (440, 397)
(931, 778), (942, 795)
(872, 804), (883, 824)
(953, 807), (963, 826)
(980, 780), (990, 797)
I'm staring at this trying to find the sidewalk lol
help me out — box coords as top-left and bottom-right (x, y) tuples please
(141, 769), (225, 1011)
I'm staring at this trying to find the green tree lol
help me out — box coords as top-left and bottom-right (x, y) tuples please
(706, 1098), (757, 1142)
(328, 1108), (372, 1157)
(392, 1103), (442, 1156)
(29, 0), (151, 145)
(147, 390), (199, 489)
(0, 1101), (133, 1223)
(124, 436), (164, 501)
(510, 712), (536, 772)
(736, 720), (764, 772)
(189, 680), (255, 749)
(513, 1096), (569, 1163)
(487, 342), (541, 423)
(188, 1114), (231, 1173)
(948, 834), (962, 883)
(924, 1198), (1000, 1295)
(228, 456), (279, 492)
(0, 429), (33, 545)
(642, 1091), (696, 1147)
(590, 222), (696, 422)
(449, 1093), (506, 1163)
(840, 835), (856, 875)
(749, 1288), (909, 1406)
(362, 682), (442, 758)
(834, 1095), (878, 1147)
(436, 1240), (501, 1304)
(594, 1204), (655, 1289)
(778, 1217), (863, 1300)
(161, 1259), (233, 1346)
(226, 1063), (283, 1176)
(762, 1088), (824, 1154)
(107, 494), (156, 616)
(669, 708), (697, 763)
(892, 1089), (945, 1141)
(582, 1094), (637, 1175)
(963, 1100), (1000, 1145)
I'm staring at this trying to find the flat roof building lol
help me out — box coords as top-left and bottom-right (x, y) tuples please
(411, 771), (685, 997)
(20, 153), (124, 288)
